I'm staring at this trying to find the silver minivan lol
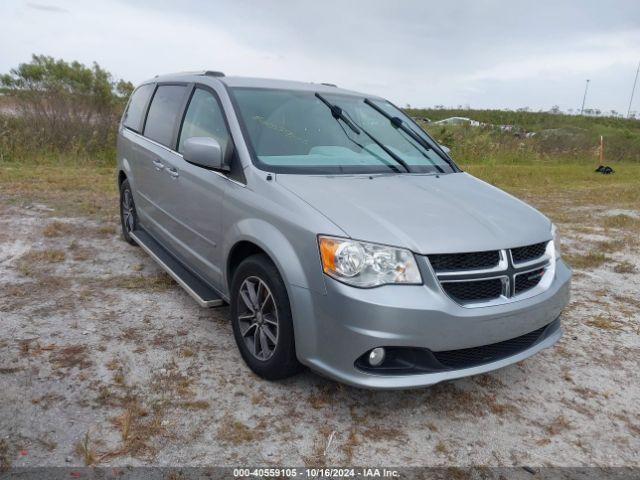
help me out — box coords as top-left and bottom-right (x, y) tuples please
(117, 71), (571, 389)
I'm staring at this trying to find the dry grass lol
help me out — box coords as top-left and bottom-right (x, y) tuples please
(151, 362), (195, 399)
(307, 384), (339, 409)
(302, 426), (334, 467)
(546, 415), (573, 436)
(180, 400), (210, 410)
(102, 273), (175, 291)
(110, 398), (166, 459)
(179, 347), (195, 358)
(0, 439), (10, 472)
(0, 164), (117, 219)
(17, 249), (66, 276)
(603, 214), (640, 230)
(434, 440), (449, 454)
(586, 315), (623, 331)
(613, 261), (637, 274)
(50, 345), (92, 370)
(75, 432), (96, 466)
(43, 221), (74, 237)
(563, 251), (608, 270)
(217, 418), (260, 444)
(343, 428), (360, 463)
(594, 239), (628, 254)
(95, 224), (116, 236)
(31, 393), (65, 409)
(360, 425), (406, 443)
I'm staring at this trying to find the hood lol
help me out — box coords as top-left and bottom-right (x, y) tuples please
(276, 172), (551, 254)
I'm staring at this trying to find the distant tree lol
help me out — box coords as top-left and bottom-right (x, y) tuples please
(550, 105), (560, 114)
(0, 54), (133, 150)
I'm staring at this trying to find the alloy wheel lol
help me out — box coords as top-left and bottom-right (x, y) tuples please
(121, 188), (135, 232)
(237, 276), (279, 361)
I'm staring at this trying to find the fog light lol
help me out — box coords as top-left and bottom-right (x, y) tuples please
(368, 347), (385, 367)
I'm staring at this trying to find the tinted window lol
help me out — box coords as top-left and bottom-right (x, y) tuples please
(144, 85), (187, 147)
(178, 88), (230, 153)
(122, 84), (154, 132)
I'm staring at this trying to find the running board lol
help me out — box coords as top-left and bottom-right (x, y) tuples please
(130, 228), (225, 308)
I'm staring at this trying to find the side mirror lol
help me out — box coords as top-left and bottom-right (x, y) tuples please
(183, 137), (229, 171)
(438, 144), (451, 154)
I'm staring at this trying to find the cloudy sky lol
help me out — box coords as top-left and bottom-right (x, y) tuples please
(1, 0), (639, 113)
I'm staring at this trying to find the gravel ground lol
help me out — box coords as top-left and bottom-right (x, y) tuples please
(1, 201), (639, 468)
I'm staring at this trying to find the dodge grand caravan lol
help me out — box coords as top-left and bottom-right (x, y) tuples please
(117, 71), (571, 389)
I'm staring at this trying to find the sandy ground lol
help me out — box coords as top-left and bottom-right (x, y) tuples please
(1, 200), (639, 468)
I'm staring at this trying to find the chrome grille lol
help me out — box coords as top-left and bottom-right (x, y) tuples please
(428, 241), (553, 307)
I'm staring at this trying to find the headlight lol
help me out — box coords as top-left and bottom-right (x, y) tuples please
(551, 224), (561, 259)
(318, 236), (422, 287)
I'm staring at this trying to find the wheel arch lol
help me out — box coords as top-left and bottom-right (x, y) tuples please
(226, 240), (269, 288)
(118, 170), (127, 188)
(223, 219), (320, 295)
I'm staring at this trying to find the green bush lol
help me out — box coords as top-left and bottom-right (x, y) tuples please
(0, 54), (132, 164)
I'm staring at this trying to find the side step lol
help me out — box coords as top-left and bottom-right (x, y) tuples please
(129, 228), (225, 307)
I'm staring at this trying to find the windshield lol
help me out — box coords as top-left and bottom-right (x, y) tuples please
(230, 87), (457, 174)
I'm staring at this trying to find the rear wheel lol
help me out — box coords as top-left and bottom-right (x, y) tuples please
(230, 254), (301, 380)
(119, 179), (138, 245)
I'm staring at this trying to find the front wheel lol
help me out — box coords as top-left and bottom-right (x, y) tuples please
(230, 254), (301, 380)
(119, 178), (138, 245)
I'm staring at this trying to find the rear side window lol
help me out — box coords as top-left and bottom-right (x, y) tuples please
(178, 88), (230, 153)
(144, 85), (188, 148)
(122, 84), (154, 132)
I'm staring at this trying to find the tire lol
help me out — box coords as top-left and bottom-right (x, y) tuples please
(119, 178), (138, 246)
(230, 254), (301, 380)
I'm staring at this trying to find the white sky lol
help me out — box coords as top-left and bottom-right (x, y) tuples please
(1, 0), (639, 113)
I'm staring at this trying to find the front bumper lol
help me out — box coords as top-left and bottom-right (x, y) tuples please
(290, 258), (571, 389)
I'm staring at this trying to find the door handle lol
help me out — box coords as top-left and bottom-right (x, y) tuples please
(166, 167), (179, 178)
(152, 159), (164, 171)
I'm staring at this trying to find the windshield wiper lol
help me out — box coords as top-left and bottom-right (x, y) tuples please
(363, 98), (458, 172)
(315, 92), (411, 173)
(315, 93), (361, 134)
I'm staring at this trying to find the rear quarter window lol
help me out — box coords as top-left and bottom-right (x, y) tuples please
(122, 84), (154, 133)
(143, 85), (188, 148)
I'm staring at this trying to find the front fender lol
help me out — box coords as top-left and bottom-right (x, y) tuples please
(223, 219), (326, 362)
(223, 218), (325, 295)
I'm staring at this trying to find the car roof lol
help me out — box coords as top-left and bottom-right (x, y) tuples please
(142, 71), (383, 99)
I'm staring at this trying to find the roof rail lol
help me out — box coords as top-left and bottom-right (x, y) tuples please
(320, 82), (337, 87)
(204, 71), (225, 77)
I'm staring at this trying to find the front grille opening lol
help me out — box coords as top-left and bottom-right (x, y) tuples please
(354, 319), (558, 375)
(515, 267), (545, 294)
(442, 278), (503, 303)
(432, 322), (551, 369)
(511, 241), (548, 263)
(428, 250), (500, 272)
